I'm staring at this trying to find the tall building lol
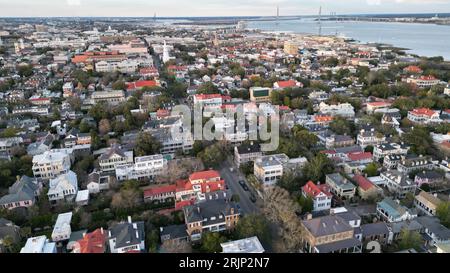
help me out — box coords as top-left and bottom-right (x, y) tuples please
(162, 40), (170, 63)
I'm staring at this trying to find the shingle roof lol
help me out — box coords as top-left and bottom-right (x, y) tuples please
(302, 214), (353, 237)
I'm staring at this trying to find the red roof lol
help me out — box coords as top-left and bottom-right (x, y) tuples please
(127, 80), (158, 90)
(353, 175), (375, 191)
(302, 181), (332, 198)
(189, 170), (221, 182)
(176, 179), (192, 192)
(194, 94), (224, 101)
(156, 109), (170, 118)
(410, 108), (437, 117)
(201, 180), (225, 193)
(404, 65), (423, 73)
(175, 199), (194, 210)
(419, 75), (437, 81)
(276, 80), (297, 88)
(75, 229), (106, 254)
(367, 101), (391, 107)
(347, 152), (372, 161)
(143, 184), (176, 198)
(314, 115), (333, 122)
(279, 105), (291, 111)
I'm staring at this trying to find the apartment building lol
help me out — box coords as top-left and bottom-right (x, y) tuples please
(32, 151), (71, 180)
(407, 108), (442, 125)
(318, 102), (355, 118)
(98, 145), (134, 174)
(234, 142), (262, 167)
(183, 199), (240, 241)
(357, 128), (386, 149)
(115, 154), (166, 181)
(381, 170), (416, 199)
(325, 173), (357, 200)
(373, 143), (409, 161)
(301, 214), (362, 253)
(249, 87), (272, 103)
(91, 90), (126, 105)
(397, 155), (434, 174)
(254, 154), (289, 187)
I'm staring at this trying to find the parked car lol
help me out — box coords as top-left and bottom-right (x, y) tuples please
(239, 180), (249, 191)
(249, 193), (257, 203)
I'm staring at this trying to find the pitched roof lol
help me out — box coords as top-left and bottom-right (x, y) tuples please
(302, 214), (353, 237)
(276, 80), (297, 88)
(75, 229), (106, 253)
(347, 152), (372, 161)
(302, 181), (332, 198)
(353, 175), (375, 191)
(143, 184), (176, 198)
(189, 170), (221, 181)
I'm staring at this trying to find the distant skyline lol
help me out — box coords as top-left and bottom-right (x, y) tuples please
(0, 0), (449, 17)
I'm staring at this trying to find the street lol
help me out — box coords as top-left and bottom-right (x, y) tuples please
(219, 159), (261, 216)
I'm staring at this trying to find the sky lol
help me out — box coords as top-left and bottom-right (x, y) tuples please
(0, 0), (449, 17)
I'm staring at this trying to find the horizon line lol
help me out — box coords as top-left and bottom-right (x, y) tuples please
(1, 12), (450, 19)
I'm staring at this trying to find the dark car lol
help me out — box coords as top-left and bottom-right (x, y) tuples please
(239, 180), (249, 191)
(249, 193), (257, 203)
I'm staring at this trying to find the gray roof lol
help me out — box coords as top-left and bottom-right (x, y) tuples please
(0, 176), (39, 205)
(183, 199), (239, 225)
(302, 214), (353, 237)
(361, 222), (390, 237)
(336, 211), (361, 223)
(160, 225), (188, 241)
(109, 221), (145, 249)
(416, 216), (450, 241)
(315, 237), (362, 253)
(334, 145), (362, 154)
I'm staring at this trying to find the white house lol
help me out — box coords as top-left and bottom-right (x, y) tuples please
(20, 236), (56, 253)
(51, 212), (73, 242)
(115, 154), (166, 181)
(32, 150), (71, 180)
(108, 216), (145, 253)
(319, 102), (355, 118)
(221, 236), (265, 253)
(301, 181), (332, 212)
(47, 171), (78, 204)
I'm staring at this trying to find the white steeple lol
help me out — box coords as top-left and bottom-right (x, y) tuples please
(162, 40), (170, 63)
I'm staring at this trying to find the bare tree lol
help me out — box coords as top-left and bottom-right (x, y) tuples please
(155, 158), (204, 184)
(263, 186), (303, 252)
(161, 240), (192, 253)
(99, 119), (112, 136)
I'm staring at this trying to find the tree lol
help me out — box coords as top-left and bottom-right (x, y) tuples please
(197, 82), (219, 94)
(263, 186), (303, 252)
(112, 80), (126, 90)
(198, 143), (227, 168)
(111, 180), (143, 209)
(146, 229), (160, 253)
(98, 119), (111, 136)
(363, 163), (379, 177)
(234, 214), (271, 245)
(436, 201), (450, 228)
(134, 132), (162, 157)
(402, 126), (435, 156)
(156, 158), (204, 184)
(397, 229), (423, 251)
(161, 239), (192, 253)
(329, 116), (354, 136)
(17, 64), (33, 77)
(201, 232), (226, 253)
(302, 154), (335, 183)
(298, 195), (314, 213)
(231, 194), (240, 203)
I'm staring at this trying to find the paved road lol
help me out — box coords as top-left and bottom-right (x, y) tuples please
(219, 159), (260, 216)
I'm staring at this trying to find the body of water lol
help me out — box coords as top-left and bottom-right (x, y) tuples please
(247, 19), (450, 60)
